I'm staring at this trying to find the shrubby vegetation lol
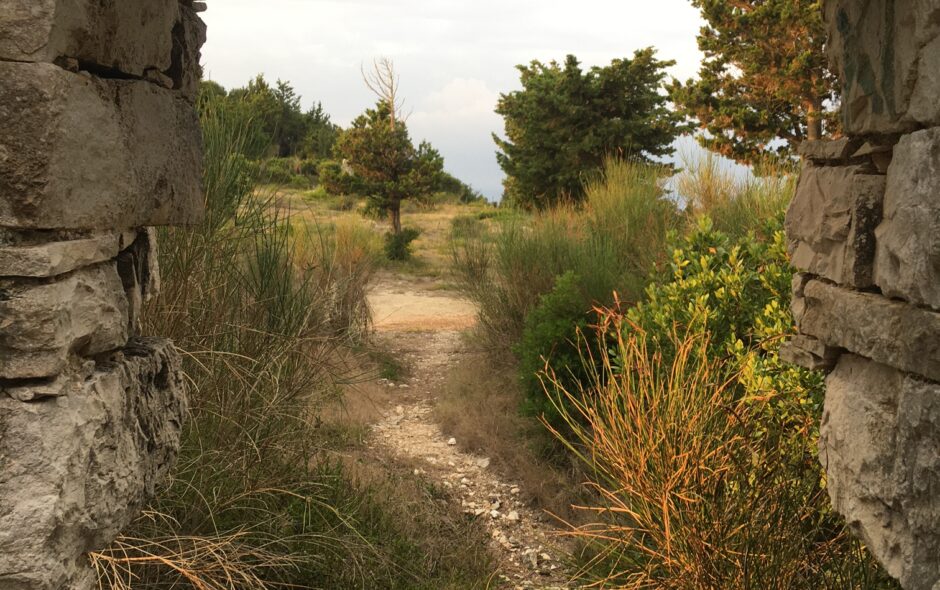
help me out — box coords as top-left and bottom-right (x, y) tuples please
(92, 92), (491, 590)
(544, 218), (898, 588)
(494, 50), (685, 208)
(453, 160), (676, 423)
(454, 156), (898, 587)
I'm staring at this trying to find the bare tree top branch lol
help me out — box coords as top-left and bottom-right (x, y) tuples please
(361, 57), (405, 128)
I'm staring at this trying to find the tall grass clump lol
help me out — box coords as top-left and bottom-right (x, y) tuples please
(452, 159), (677, 423)
(541, 218), (900, 589)
(91, 93), (478, 589)
(674, 150), (795, 236)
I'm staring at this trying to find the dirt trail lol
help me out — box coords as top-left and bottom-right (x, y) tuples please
(367, 274), (573, 589)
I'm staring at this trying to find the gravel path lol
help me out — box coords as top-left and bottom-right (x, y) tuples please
(367, 278), (574, 589)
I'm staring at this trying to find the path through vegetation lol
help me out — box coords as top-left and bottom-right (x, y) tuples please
(367, 274), (573, 589)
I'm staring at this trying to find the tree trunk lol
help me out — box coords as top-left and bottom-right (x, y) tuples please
(389, 202), (402, 234)
(805, 98), (823, 142)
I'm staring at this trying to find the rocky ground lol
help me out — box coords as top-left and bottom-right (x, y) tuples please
(367, 276), (574, 589)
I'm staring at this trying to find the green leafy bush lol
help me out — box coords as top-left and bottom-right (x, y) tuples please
(317, 159), (355, 195)
(384, 228), (421, 261)
(260, 156), (298, 185)
(543, 216), (899, 588)
(452, 159), (676, 405)
(627, 214), (824, 467)
(298, 158), (320, 178)
(514, 271), (591, 426)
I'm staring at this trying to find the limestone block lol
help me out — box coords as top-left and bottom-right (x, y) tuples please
(0, 338), (187, 590)
(825, 0), (940, 133)
(852, 141), (894, 173)
(0, 0), (178, 77)
(874, 127), (940, 311)
(173, 4), (209, 100)
(790, 272), (812, 326)
(117, 229), (161, 335)
(821, 354), (940, 590)
(798, 138), (861, 164)
(786, 164), (884, 287)
(0, 62), (204, 230)
(794, 279), (940, 382)
(780, 334), (842, 371)
(0, 262), (129, 379)
(1, 368), (87, 402)
(0, 230), (136, 278)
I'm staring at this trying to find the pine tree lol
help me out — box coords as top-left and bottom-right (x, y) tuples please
(669, 0), (840, 166)
(335, 102), (443, 234)
(494, 50), (683, 209)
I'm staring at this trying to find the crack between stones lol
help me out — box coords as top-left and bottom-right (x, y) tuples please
(0, 55), (178, 92)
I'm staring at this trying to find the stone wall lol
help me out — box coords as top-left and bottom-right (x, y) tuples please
(783, 2), (940, 589)
(0, 1), (206, 588)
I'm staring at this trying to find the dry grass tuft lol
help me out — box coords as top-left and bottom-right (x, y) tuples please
(92, 527), (301, 590)
(542, 310), (897, 589)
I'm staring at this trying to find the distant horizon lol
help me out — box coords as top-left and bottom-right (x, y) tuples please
(202, 1), (750, 200)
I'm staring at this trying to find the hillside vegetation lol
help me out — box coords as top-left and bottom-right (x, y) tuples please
(94, 2), (900, 587)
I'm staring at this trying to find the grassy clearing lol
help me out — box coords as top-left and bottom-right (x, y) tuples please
(92, 94), (493, 590)
(275, 185), (495, 281)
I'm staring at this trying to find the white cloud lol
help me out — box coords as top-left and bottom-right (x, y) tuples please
(409, 78), (504, 197)
(200, 0), (708, 199)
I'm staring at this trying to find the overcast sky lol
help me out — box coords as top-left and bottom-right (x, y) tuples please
(201, 1), (715, 199)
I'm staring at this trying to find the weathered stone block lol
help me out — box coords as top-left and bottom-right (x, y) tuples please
(821, 354), (940, 590)
(852, 141), (894, 174)
(786, 165), (884, 287)
(0, 0), (178, 77)
(0, 230), (135, 278)
(0, 262), (129, 379)
(117, 229), (161, 335)
(0, 61), (204, 230)
(780, 334), (842, 371)
(173, 4), (209, 100)
(794, 279), (940, 382)
(826, 0), (940, 133)
(874, 127), (940, 311)
(798, 138), (862, 164)
(0, 339), (187, 590)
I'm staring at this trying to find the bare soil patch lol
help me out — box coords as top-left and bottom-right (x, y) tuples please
(366, 277), (576, 589)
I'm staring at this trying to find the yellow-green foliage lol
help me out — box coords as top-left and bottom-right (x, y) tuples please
(543, 218), (899, 589)
(452, 159), (677, 399)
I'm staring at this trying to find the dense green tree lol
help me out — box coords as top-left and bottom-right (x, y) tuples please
(335, 102), (443, 233)
(669, 0), (840, 165)
(437, 172), (485, 203)
(271, 80), (307, 157)
(494, 50), (684, 209)
(197, 79), (227, 105)
(300, 102), (341, 161)
(226, 75), (281, 157)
